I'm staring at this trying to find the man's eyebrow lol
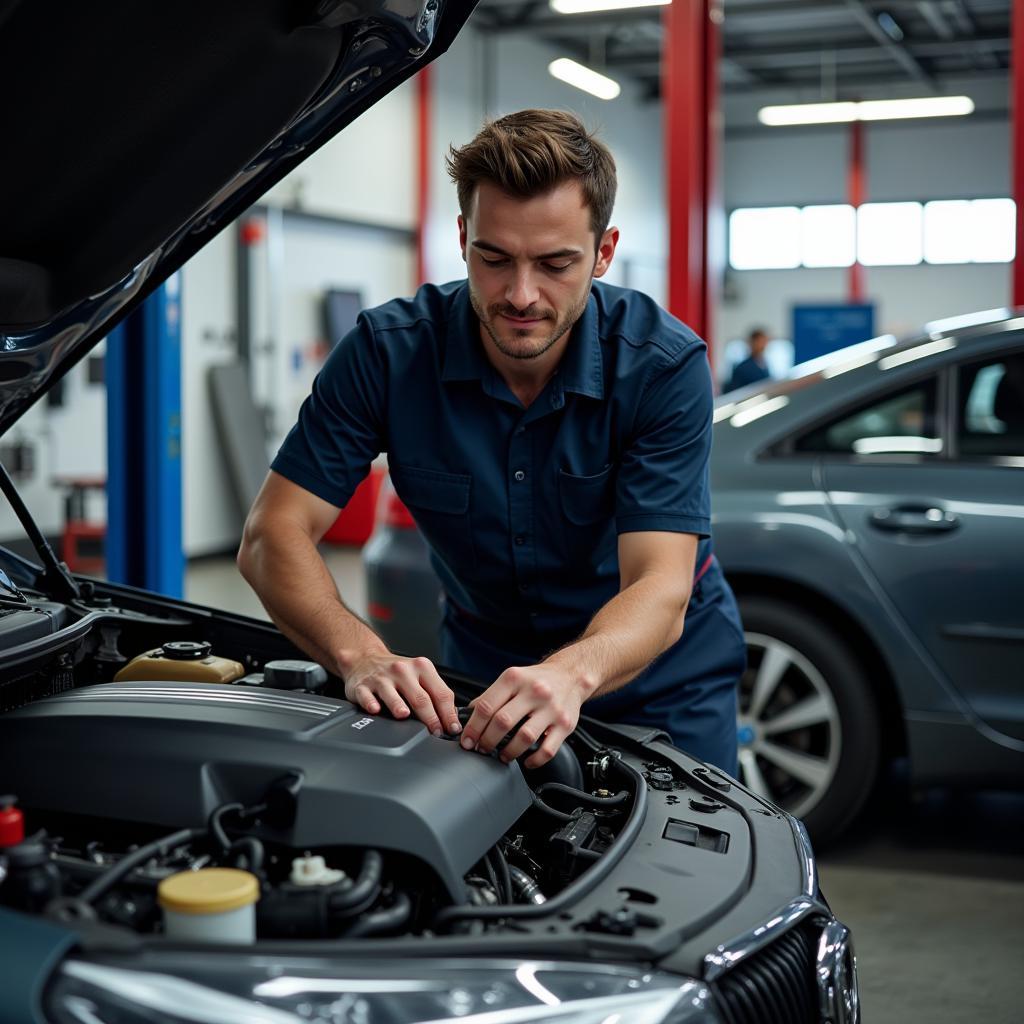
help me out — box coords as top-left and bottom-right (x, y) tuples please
(471, 241), (584, 260)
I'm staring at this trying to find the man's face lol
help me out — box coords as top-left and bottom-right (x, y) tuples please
(459, 180), (618, 362)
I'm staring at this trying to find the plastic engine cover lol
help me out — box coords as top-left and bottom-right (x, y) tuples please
(0, 681), (533, 900)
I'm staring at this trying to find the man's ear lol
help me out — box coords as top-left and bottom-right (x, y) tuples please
(458, 215), (467, 262)
(593, 226), (620, 279)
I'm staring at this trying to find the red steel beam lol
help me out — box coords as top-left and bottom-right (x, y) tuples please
(848, 119), (866, 304)
(663, 0), (721, 356)
(1014, 0), (1024, 306)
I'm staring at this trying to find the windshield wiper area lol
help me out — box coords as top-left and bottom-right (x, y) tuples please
(0, 460), (81, 604)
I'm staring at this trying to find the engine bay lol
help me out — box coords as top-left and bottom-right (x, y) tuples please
(0, 581), (658, 945)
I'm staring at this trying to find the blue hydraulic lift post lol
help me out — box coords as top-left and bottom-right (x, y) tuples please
(105, 277), (184, 597)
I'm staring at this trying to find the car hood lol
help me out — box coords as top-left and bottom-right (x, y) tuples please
(0, 0), (476, 435)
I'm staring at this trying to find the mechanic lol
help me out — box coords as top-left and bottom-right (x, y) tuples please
(238, 109), (745, 775)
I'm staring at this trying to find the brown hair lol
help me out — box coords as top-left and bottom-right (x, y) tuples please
(446, 109), (617, 244)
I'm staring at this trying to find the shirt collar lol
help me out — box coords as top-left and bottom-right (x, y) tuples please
(442, 281), (604, 400)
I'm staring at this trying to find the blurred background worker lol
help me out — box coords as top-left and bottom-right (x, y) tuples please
(724, 326), (772, 392)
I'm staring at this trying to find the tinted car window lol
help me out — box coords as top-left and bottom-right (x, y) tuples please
(957, 351), (1024, 458)
(794, 378), (940, 455)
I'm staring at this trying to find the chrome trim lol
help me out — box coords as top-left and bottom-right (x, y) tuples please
(790, 816), (818, 898)
(56, 685), (338, 717)
(816, 921), (860, 1024)
(703, 898), (817, 982)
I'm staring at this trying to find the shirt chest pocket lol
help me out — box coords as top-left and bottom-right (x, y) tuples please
(558, 465), (617, 566)
(389, 464), (477, 572)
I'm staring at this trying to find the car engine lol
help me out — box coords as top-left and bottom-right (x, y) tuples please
(0, 596), (642, 943)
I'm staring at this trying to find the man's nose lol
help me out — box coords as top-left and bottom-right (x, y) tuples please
(505, 269), (539, 312)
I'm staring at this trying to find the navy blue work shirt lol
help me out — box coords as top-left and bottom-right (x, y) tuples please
(272, 280), (713, 645)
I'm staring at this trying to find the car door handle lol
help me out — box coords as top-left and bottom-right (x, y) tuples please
(869, 506), (960, 534)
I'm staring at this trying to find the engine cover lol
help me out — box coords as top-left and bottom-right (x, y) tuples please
(0, 681), (533, 899)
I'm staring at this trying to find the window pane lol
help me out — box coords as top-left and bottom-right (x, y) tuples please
(924, 200), (972, 264)
(729, 207), (801, 270)
(801, 205), (855, 267)
(957, 351), (1024, 458)
(970, 199), (1015, 263)
(858, 202), (923, 266)
(795, 380), (939, 455)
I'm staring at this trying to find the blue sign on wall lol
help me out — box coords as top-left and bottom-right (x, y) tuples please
(792, 304), (876, 365)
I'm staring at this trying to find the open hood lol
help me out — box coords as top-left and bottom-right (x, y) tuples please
(0, 0), (476, 435)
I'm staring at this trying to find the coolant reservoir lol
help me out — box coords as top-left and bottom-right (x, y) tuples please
(114, 641), (245, 684)
(158, 868), (258, 943)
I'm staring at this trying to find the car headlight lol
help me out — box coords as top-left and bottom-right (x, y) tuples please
(46, 956), (721, 1023)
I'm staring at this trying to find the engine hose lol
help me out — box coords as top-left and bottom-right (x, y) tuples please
(433, 756), (646, 930)
(79, 827), (206, 905)
(344, 891), (413, 938)
(481, 852), (501, 901)
(492, 846), (513, 905)
(328, 849), (383, 917)
(531, 794), (577, 823)
(535, 783), (630, 808)
(228, 836), (264, 875)
(508, 865), (546, 905)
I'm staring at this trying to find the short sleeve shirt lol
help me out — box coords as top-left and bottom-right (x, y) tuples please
(272, 280), (714, 648)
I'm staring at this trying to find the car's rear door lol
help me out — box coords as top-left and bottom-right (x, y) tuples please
(797, 339), (1024, 742)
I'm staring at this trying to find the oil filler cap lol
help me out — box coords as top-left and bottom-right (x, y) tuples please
(264, 660), (328, 691)
(161, 641), (212, 661)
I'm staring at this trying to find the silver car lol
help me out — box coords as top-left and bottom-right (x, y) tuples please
(364, 309), (1024, 842)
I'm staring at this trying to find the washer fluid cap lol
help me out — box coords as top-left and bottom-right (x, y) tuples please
(158, 868), (259, 915)
(161, 641), (212, 661)
(290, 854), (346, 886)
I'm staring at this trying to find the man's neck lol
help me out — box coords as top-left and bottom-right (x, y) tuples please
(481, 329), (572, 408)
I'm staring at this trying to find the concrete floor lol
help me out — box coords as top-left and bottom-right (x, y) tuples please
(186, 552), (1024, 1023)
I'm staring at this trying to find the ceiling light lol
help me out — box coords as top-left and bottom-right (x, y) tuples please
(550, 0), (670, 11)
(548, 59), (621, 100)
(758, 96), (974, 126)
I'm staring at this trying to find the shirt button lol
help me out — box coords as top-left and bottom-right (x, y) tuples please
(514, 470), (526, 482)
(514, 535), (525, 546)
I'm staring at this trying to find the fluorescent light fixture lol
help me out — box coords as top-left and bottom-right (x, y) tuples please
(759, 95), (974, 126)
(878, 337), (957, 371)
(551, 0), (669, 11)
(548, 58), (621, 100)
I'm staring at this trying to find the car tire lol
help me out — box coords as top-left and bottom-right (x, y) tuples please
(735, 595), (881, 846)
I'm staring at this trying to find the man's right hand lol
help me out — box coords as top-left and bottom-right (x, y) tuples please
(342, 654), (461, 737)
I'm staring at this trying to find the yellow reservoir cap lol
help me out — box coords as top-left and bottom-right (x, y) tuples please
(158, 868), (259, 915)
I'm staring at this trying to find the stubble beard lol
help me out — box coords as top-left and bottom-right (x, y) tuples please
(469, 286), (591, 362)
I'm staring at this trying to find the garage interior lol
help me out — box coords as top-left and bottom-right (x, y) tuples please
(1, 0), (1022, 1021)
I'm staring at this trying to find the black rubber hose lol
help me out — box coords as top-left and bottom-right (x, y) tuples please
(492, 846), (513, 904)
(343, 891), (413, 938)
(531, 794), (578, 822)
(328, 850), (383, 916)
(208, 803), (245, 852)
(228, 836), (264, 875)
(481, 851), (501, 900)
(535, 783), (630, 808)
(79, 827), (206, 905)
(508, 865), (546, 905)
(433, 757), (647, 929)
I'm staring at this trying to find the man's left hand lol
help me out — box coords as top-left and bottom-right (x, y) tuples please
(460, 664), (596, 768)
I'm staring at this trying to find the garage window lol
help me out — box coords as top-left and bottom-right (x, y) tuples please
(794, 378), (940, 456)
(957, 352), (1024, 459)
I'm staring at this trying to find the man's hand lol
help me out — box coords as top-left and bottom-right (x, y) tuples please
(343, 654), (461, 737)
(460, 664), (597, 768)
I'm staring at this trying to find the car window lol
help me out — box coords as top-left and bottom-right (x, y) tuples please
(957, 351), (1024, 458)
(794, 378), (940, 456)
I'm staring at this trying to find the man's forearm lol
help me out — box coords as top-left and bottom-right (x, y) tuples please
(237, 523), (387, 675)
(545, 573), (690, 699)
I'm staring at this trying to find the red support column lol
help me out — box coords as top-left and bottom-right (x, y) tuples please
(663, 0), (721, 356)
(415, 66), (432, 289)
(848, 120), (866, 304)
(1014, 0), (1024, 307)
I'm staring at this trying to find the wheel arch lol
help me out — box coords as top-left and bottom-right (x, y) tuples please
(726, 572), (907, 760)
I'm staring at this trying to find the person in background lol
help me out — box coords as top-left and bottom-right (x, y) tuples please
(725, 327), (771, 392)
